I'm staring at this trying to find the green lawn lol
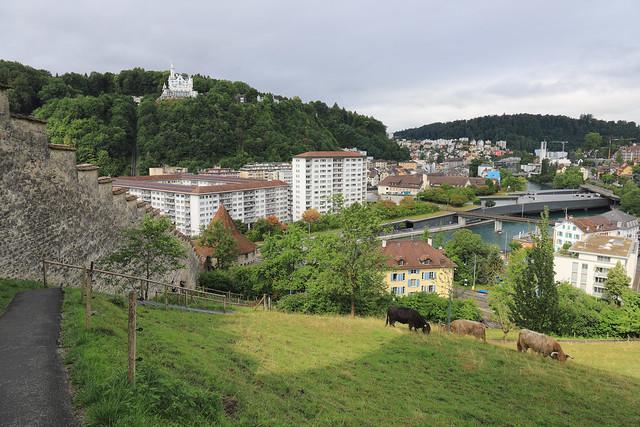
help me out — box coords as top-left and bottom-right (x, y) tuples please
(0, 278), (41, 314)
(61, 289), (640, 426)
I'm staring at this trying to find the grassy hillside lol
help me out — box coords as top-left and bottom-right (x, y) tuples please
(0, 278), (40, 313)
(61, 289), (640, 426)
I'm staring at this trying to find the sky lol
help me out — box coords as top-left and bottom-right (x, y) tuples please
(2, 0), (640, 132)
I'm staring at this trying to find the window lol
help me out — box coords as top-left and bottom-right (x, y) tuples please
(397, 259), (405, 266)
(557, 231), (563, 237)
(392, 286), (405, 295)
(597, 256), (611, 263)
(422, 272), (437, 280)
(409, 269), (419, 274)
(408, 279), (420, 287)
(570, 262), (578, 285)
(580, 264), (588, 289)
(594, 286), (605, 295)
(391, 273), (406, 281)
(419, 257), (431, 265)
(421, 285), (436, 293)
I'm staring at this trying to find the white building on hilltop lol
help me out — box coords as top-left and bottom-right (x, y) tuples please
(159, 64), (198, 100)
(292, 151), (367, 221)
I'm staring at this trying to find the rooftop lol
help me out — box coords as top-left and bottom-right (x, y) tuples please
(378, 174), (424, 189)
(382, 240), (455, 269)
(293, 151), (366, 158)
(569, 235), (635, 258)
(193, 204), (257, 256)
(113, 174), (287, 194)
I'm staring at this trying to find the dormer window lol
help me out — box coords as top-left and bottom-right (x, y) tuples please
(397, 258), (405, 266)
(419, 256), (431, 265)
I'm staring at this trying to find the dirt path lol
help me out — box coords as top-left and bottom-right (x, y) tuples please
(0, 288), (77, 426)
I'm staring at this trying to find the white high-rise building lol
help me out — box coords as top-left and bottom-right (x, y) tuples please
(159, 64), (198, 100)
(292, 151), (367, 221)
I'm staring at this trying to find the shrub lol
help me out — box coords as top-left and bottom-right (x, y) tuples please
(394, 292), (481, 323)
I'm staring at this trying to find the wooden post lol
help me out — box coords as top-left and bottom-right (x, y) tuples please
(84, 266), (92, 330)
(164, 286), (168, 310)
(263, 294), (267, 311)
(128, 291), (137, 385)
(223, 296), (227, 313)
(42, 258), (47, 288)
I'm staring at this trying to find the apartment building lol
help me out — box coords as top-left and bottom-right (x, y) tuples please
(292, 151), (367, 221)
(554, 235), (638, 297)
(553, 210), (639, 251)
(238, 162), (292, 183)
(113, 174), (289, 236)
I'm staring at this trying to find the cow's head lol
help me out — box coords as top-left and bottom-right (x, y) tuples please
(422, 322), (431, 335)
(550, 351), (571, 361)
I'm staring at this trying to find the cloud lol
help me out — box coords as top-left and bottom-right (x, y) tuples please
(2, 0), (640, 131)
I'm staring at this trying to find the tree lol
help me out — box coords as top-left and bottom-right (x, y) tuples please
(605, 261), (630, 306)
(421, 228), (431, 243)
(620, 181), (640, 215)
(200, 220), (238, 270)
(469, 158), (483, 177)
(444, 229), (503, 286)
(489, 248), (527, 340)
(509, 210), (558, 332)
(301, 208), (321, 233)
(257, 224), (310, 294)
(108, 215), (186, 299)
(585, 132), (603, 150)
(306, 203), (386, 317)
(553, 166), (584, 189)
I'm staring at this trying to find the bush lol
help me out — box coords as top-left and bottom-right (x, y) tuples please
(394, 292), (481, 323)
(276, 291), (393, 316)
(199, 270), (234, 293)
(199, 265), (263, 298)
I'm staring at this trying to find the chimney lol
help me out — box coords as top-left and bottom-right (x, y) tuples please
(382, 240), (387, 248)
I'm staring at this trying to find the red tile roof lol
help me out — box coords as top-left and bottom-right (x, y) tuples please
(293, 151), (366, 158)
(193, 204), (257, 257)
(113, 175), (287, 194)
(382, 240), (455, 269)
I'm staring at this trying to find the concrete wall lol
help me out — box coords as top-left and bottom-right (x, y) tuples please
(0, 87), (199, 291)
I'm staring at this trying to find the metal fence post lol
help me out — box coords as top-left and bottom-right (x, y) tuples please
(128, 291), (137, 385)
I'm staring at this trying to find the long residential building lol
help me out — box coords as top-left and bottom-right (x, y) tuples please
(554, 235), (638, 297)
(292, 151), (367, 221)
(113, 174), (289, 236)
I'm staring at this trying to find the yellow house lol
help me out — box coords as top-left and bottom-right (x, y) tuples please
(381, 240), (454, 298)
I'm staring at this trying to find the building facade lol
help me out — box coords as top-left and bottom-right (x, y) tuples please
(292, 151), (367, 221)
(381, 240), (454, 298)
(159, 64), (198, 100)
(553, 210), (639, 252)
(377, 174), (426, 198)
(554, 235), (638, 297)
(113, 174), (289, 236)
(239, 162), (292, 183)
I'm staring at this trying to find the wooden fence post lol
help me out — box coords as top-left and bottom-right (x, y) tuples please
(128, 291), (137, 385)
(164, 286), (168, 310)
(223, 296), (227, 313)
(263, 294), (267, 311)
(84, 263), (93, 330)
(42, 258), (47, 288)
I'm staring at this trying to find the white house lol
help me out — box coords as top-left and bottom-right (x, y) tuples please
(553, 210), (639, 252)
(291, 151), (367, 221)
(159, 64), (198, 100)
(554, 235), (637, 297)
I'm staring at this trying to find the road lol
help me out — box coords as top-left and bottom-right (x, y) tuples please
(0, 288), (77, 426)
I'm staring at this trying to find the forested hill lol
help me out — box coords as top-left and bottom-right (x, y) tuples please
(0, 60), (407, 175)
(395, 114), (640, 153)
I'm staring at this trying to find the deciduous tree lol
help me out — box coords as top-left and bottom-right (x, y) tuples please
(200, 220), (238, 270)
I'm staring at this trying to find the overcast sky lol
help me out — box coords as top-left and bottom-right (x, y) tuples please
(2, 0), (640, 131)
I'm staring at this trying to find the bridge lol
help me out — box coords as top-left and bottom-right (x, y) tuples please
(580, 183), (620, 202)
(456, 211), (541, 232)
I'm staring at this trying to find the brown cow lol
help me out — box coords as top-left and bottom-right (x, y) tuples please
(517, 329), (571, 361)
(450, 319), (486, 342)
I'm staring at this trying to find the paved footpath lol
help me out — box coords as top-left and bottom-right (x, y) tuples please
(0, 288), (77, 426)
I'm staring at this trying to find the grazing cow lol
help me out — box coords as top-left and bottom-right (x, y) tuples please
(517, 329), (571, 361)
(386, 307), (431, 334)
(450, 319), (486, 342)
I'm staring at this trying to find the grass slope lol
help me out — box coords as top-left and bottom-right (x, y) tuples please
(62, 290), (640, 426)
(0, 278), (41, 313)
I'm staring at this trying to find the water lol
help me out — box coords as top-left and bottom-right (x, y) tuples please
(526, 181), (552, 192)
(427, 207), (610, 252)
